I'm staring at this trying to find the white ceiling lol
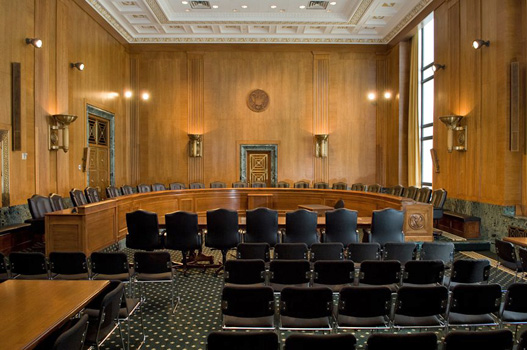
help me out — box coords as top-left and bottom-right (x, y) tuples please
(87, 0), (432, 44)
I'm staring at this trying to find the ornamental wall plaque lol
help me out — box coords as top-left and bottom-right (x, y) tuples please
(247, 89), (269, 112)
(408, 213), (425, 230)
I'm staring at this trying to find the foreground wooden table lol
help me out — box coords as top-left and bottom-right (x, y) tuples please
(0, 280), (109, 350)
(503, 236), (527, 248)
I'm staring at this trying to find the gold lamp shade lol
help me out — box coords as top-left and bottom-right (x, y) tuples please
(439, 115), (465, 152)
(49, 114), (78, 152)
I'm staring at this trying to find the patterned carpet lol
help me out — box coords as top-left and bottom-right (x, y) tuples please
(95, 246), (527, 350)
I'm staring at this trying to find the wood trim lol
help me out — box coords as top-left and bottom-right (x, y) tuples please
(188, 52), (204, 183)
(312, 53), (330, 183)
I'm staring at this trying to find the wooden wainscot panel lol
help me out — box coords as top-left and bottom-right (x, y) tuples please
(195, 195), (245, 213)
(247, 194), (273, 209)
(180, 198), (194, 211)
(135, 192), (179, 214)
(402, 201), (433, 242)
(117, 198), (135, 239)
(45, 213), (84, 255)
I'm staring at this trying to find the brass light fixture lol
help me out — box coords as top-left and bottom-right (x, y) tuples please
(439, 115), (467, 152)
(472, 39), (490, 50)
(188, 134), (202, 157)
(49, 114), (78, 152)
(315, 134), (329, 158)
(71, 62), (85, 71)
(25, 38), (42, 48)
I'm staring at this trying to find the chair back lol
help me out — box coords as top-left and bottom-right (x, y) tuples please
(274, 243), (308, 260)
(450, 259), (490, 283)
(105, 186), (121, 198)
(210, 181), (226, 188)
(165, 211), (201, 251)
(125, 210), (163, 250)
(169, 182), (186, 190)
(449, 284), (502, 315)
(367, 184), (382, 193)
(90, 252), (130, 276)
(347, 242), (381, 262)
(134, 251), (172, 274)
(221, 285), (274, 317)
(314, 182), (329, 189)
(420, 242), (454, 265)
(503, 283), (527, 313)
(332, 182), (348, 190)
(232, 181), (248, 188)
(152, 183), (166, 191)
(367, 333), (438, 350)
(49, 193), (66, 211)
(84, 187), (101, 203)
(120, 185), (134, 195)
(94, 281), (124, 343)
(416, 187), (432, 203)
(207, 331), (279, 350)
(333, 199), (345, 209)
(190, 182), (205, 189)
(519, 247), (527, 272)
(224, 259), (266, 285)
(404, 186), (419, 200)
(137, 184), (151, 193)
(293, 181), (309, 188)
(9, 252), (48, 277)
(495, 239), (518, 264)
(277, 181), (290, 188)
(325, 209), (358, 245)
(403, 260), (445, 285)
(430, 188), (447, 207)
(0, 253), (7, 276)
(52, 314), (89, 350)
(395, 285), (448, 317)
(359, 260), (401, 286)
(69, 189), (88, 207)
(284, 209), (318, 247)
(444, 330), (513, 350)
(338, 286), (392, 317)
(285, 334), (356, 350)
(280, 286), (333, 318)
(383, 242), (417, 264)
(245, 208), (279, 246)
(313, 260), (355, 287)
(237, 243), (270, 262)
(369, 208), (404, 245)
(270, 260), (311, 285)
(251, 182), (266, 188)
(310, 243), (344, 261)
(350, 183), (366, 191)
(388, 185), (405, 196)
(205, 209), (240, 250)
(49, 252), (88, 276)
(28, 194), (53, 219)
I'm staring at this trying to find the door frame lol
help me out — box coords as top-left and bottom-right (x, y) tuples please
(239, 143), (278, 186)
(86, 105), (115, 186)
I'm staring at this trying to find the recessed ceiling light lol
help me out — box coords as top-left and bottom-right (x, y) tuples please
(241, 5), (248, 8)
(270, 5), (277, 8)
(330, 1), (337, 5)
(299, 5), (306, 9)
(280, 9), (285, 12)
(326, 9), (331, 12)
(233, 8), (238, 12)
(212, 5), (218, 8)
(185, 8), (190, 11)
(182, 1), (188, 4)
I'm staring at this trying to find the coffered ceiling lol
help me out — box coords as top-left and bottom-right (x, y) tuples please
(86, 0), (432, 44)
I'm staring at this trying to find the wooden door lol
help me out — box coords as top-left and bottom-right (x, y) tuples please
(246, 151), (271, 186)
(87, 115), (109, 198)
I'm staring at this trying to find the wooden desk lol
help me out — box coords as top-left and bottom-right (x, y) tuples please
(298, 204), (335, 216)
(503, 237), (527, 248)
(0, 280), (109, 350)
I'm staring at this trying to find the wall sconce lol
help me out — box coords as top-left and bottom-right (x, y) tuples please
(49, 114), (77, 153)
(315, 134), (329, 158)
(25, 38), (42, 48)
(432, 63), (445, 72)
(472, 39), (490, 50)
(71, 62), (85, 71)
(439, 115), (467, 152)
(188, 134), (202, 157)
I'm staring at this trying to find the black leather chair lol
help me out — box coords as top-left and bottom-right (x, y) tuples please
(69, 188), (88, 207)
(251, 181), (266, 188)
(367, 333), (438, 350)
(169, 182), (186, 190)
(403, 260), (445, 287)
(323, 208), (359, 245)
(347, 242), (381, 268)
(443, 330), (513, 350)
(285, 334), (357, 350)
(366, 184), (382, 193)
(84, 187), (101, 203)
(49, 252), (89, 280)
(274, 243), (308, 260)
(245, 208), (279, 246)
(232, 181), (248, 188)
(420, 242), (455, 267)
(383, 242), (417, 264)
(207, 331), (279, 350)
(501, 283), (527, 334)
(430, 188), (447, 221)
(358, 260), (401, 292)
(151, 183), (166, 191)
(332, 182), (348, 190)
(336, 286), (392, 330)
(269, 260), (311, 292)
(495, 238), (522, 282)
(350, 183), (366, 191)
(279, 286), (333, 331)
(221, 285), (275, 330)
(137, 184), (151, 193)
(404, 186), (419, 200)
(447, 258), (491, 289)
(189, 182), (205, 189)
(90, 252), (134, 294)
(283, 209), (318, 247)
(388, 184), (405, 196)
(27, 194), (53, 235)
(51, 314), (89, 350)
(205, 209), (240, 268)
(164, 211), (202, 268)
(125, 210), (164, 250)
(364, 208), (404, 245)
(0, 253), (8, 281)
(417, 187), (432, 203)
(392, 285), (448, 330)
(237, 243), (270, 262)
(121, 185), (134, 195)
(106, 186), (121, 198)
(312, 260), (355, 292)
(293, 181), (309, 188)
(224, 259), (266, 286)
(9, 252), (49, 279)
(277, 181), (290, 188)
(49, 193), (66, 211)
(210, 181), (227, 188)
(310, 243), (344, 261)
(314, 182), (329, 189)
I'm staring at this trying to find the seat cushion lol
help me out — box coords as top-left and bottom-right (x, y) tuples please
(92, 272), (132, 281)
(337, 314), (388, 328)
(357, 282), (398, 293)
(14, 274), (49, 280)
(393, 314), (442, 327)
(501, 310), (527, 323)
(448, 312), (497, 325)
(52, 273), (89, 280)
(136, 272), (173, 281)
(270, 282), (309, 292)
(223, 315), (275, 328)
(312, 283), (351, 292)
(280, 316), (331, 330)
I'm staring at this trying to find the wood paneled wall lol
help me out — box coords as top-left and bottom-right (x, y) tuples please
(433, 0), (524, 206)
(1, 0), (130, 206)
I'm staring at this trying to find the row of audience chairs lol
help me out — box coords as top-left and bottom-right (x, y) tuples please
(206, 329), (519, 350)
(218, 282), (525, 333)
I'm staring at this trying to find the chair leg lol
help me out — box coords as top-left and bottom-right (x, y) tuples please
(118, 322), (126, 350)
(214, 250), (227, 276)
(139, 303), (146, 346)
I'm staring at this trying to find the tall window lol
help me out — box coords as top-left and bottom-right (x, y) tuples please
(418, 14), (434, 187)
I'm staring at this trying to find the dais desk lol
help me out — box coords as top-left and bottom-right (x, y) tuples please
(46, 188), (432, 255)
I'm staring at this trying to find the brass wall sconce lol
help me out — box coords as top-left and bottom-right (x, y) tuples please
(71, 62), (85, 71)
(432, 63), (445, 72)
(439, 115), (467, 152)
(188, 134), (202, 157)
(25, 38), (42, 48)
(315, 134), (329, 158)
(49, 114), (78, 153)
(472, 39), (490, 50)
